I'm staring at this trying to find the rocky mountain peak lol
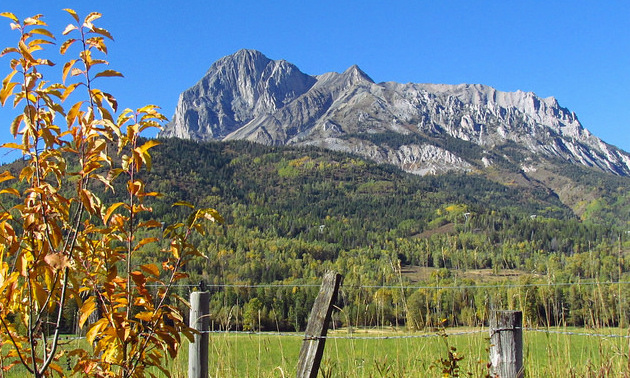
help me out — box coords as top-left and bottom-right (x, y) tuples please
(160, 50), (316, 141)
(343, 64), (374, 84)
(160, 50), (630, 177)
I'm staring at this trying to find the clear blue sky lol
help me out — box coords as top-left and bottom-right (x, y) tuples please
(0, 1), (628, 162)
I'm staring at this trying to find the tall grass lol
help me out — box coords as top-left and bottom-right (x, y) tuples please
(2, 327), (629, 376)
(148, 327), (630, 377)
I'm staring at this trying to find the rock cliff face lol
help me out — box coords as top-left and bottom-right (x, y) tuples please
(160, 49), (630, 176)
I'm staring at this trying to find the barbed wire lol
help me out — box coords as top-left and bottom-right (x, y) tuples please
(196, 328), (630, 340)
(197, 329), (487, 340)
(525, 328), (630, 339)
(48, 328), (630, 342)
(152, 280), (630, 291)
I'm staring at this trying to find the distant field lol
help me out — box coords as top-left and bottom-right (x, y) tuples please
(3, 327), (629, 377)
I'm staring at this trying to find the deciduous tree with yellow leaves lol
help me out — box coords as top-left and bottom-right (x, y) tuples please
(0, 10), (221, 377)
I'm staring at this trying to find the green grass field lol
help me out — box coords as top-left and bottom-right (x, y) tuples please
(164, 327), (630, 377)
(3, 328), (630, 377)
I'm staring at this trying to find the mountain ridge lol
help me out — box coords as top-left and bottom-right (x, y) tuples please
(159, 49), (630, 179)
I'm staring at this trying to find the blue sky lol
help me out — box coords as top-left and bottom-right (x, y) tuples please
(0, 1), (629, 162)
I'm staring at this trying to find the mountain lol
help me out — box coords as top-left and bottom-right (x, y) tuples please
(160, 49), (630, 178)
(159, 50), (630, 219)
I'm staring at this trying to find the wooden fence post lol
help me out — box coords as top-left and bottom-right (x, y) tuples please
(189, 291), (210, 378)
(296, 271), (343, 378)
(490, 310), (523, 378)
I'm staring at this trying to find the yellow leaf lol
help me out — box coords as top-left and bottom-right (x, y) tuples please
(92, 26), (114, 40)
(62, 59), (77, 83)
(70, 67), (83, 77)
(0, 188), (19, 197)
(0, 171), (15, 183)
(79, 189), (101, 215)
(49, 363), (64, 374)
(136, 237), (159, 249)
(62, 24), (78, 36)
(202, 208), (224, 224)
(30, 28), (55, 39)
(33, 281), (48, 309)
(0, 12), (19, 23)
(93, 69), (123, 79)
(83, 12), (102, 26)
(44, 252), (70, 271)
(102, 341), (123, 364)
(63, 9), (79, 23)
(66, 101), (83, 126)
(78, 296), (97, 329)
(1, 82), (18, 107)
(85, 318), (107, 345)
(86, 36), (108, 54)
(23, 15), (45, 26)
(60, 39), (77, 56)
(140, 263), (160, 277)
(102, 92), (118, 112)
(135, 311), (154, 322)
(138, 220), (163, 228)
(61, 82), (81, 101)
(0, 47), (18, 57)
(172, 201), (194, 209)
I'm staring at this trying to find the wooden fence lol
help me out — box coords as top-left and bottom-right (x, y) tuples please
(188, 271), (524, 378)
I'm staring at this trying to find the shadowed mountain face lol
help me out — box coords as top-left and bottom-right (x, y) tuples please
(160, 49), (630, 177)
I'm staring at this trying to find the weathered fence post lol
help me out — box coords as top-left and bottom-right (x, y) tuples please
(189, 291), (210, 378)
(490, 310), (523, 378)
(296, 271), (343, 378)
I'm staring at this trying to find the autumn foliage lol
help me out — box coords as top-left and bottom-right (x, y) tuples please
(0, 10), (221, 377)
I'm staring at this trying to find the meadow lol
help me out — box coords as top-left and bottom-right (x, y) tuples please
(3, 326), (629, 376)
(158, 326), (630, 377)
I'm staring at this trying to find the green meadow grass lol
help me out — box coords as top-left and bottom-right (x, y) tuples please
(165, 327), (630, 377)
(3, 328), (630, 377)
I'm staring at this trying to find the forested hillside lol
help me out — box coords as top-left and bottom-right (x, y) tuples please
(140, 138), (630, 330)
(3, 137), (629, 331)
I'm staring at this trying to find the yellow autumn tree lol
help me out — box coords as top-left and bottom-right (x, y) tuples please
(0, 10), (221, 377)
